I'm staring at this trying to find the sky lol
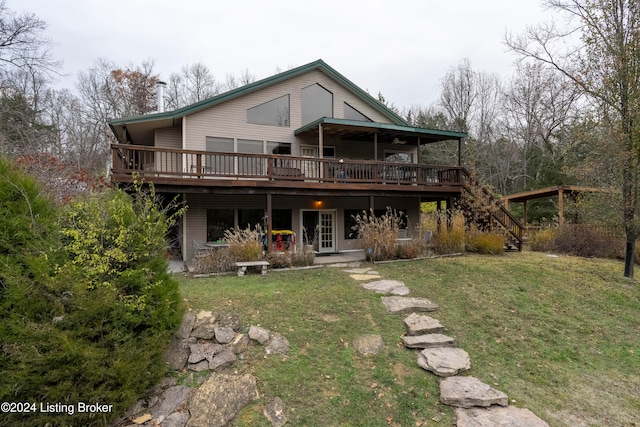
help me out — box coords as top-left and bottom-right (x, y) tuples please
(13, 0), (551, 109)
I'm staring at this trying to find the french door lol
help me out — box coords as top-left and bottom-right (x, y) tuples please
(301, 210), (336, 253)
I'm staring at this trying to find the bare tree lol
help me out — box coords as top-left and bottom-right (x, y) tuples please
(165, 62), (220, 110)
(439, 59), (476, 134)
(507, 0), (640, 277)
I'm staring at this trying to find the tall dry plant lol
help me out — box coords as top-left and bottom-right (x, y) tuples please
(352, 207), (405, 261)
(224, 225), (264, 261)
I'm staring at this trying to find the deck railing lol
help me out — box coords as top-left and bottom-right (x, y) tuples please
(111, 143), (463, 187)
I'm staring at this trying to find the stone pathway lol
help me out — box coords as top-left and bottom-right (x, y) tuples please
(350, 266), (549, 427)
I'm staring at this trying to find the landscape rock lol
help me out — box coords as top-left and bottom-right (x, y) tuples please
(194, 310), (216, 327)
(214, 326), (236, 344)
(188, 343), (224, 364)
(152, 386), (191, 419)
(265, 333), (289, 356)
(439, 376), (508, 408)
(217, 313), (243, 331)
(208, 349), (237, 370)
(263, 397), (287, 427)
(403, 313), (446, 335)
(417, 347), (470, 377)
(186, 373), (259, 427)
(190, 324), (216, 340)
(176, 312), (197, 339)
(160, 411), (190, 427)
(381, 296), (438, 314)
(402, 333), (456, 349)
(353, 334), (385, 355)
(455, 406), (549, 427)
(249, 325), (271, 344)
(362, 279), (410, 295)
(188, 360), (209, 372)
(164, 337), (191, 371)
(230, 333), (250, 354)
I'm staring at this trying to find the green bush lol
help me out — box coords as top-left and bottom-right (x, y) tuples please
(0, 164), (184, 427)
(466, 232), (505, 255)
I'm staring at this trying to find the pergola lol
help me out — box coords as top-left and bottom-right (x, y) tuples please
(500, 185), (602, 226)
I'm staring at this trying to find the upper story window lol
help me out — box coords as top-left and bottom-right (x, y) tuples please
(301, 83), (333, 125)
(344, 102), (372, 122)
(247, 94), (290, 126)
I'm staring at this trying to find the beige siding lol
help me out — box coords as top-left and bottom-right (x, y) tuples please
(183, 70), (393, 157)
(155, 127), (182, 172)
(182, 193), (420, 260)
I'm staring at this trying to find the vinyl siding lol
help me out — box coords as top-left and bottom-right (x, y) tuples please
(184, 70), (392, 157)
(182, 193), (420, 260)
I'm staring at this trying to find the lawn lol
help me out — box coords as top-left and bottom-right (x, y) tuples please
(176, 252), (640, 426)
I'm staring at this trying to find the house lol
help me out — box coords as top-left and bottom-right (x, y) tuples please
(108, 59), (522, 261)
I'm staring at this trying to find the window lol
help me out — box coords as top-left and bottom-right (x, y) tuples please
(344, 102), (371, 122)
(207, 209), (234, 241)
(323, 146), (335, 158)
(247, 95), (290, 126)
(267, 141), (291, 155)
(301, 83), (333, 125)
(272, 209), (292, 230)
(239, 209), (264, 230)
(205, 137), (234, 174)
(238, 139), (263, 175)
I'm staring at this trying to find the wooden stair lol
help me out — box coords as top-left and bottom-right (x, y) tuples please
(457, 168), (524, 251)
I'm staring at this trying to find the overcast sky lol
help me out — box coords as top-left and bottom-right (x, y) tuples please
(14, 0), (550, 109)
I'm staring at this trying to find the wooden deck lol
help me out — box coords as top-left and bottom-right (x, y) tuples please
(111, 143), (464, 194)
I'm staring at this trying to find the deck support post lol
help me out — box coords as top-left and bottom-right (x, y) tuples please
(558, 187), (564, 225)
(266, 193), (273, 252)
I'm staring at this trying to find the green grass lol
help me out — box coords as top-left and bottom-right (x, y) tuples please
(176, 252), (640, 426)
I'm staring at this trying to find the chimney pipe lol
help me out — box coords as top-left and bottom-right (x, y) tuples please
(156, 80), (166, 113)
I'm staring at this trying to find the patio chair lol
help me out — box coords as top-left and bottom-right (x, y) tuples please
(192, 240), (211, 257)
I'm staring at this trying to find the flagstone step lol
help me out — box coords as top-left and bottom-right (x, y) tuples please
(402, 333), (456, 349)
(455, 406), (549, 427)
(417, 347), (471, 377)
(362, 279), (410, 295)
(403, 313), (446, 335)
(381, 296), (438, 314)
(439, 376), (508, 408)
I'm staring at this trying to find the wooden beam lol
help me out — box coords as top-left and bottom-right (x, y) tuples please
(558, 187), (564, 225)
(266, 192), (273, 252)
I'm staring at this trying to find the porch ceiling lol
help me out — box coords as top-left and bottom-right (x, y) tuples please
(294, 117), (466, 144)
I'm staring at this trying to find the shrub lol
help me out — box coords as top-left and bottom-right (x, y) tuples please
(528, 228), (558, 252)
(225, 225), (264, 261)
(396, 238), (428, 259)
(431, 211), (466, 254)
(467, 232), (505, 255)
(352, 207), (404, 261)
(0, 165), (185, 427)
(192, 247), (236, 274)
(291, 246), (316, 266)
(555, 225), (621, 258)
(266, 251), (293, 269)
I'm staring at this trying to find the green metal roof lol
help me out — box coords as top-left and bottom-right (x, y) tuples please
(108, 59), (409, 127)
(295, 117), (467, 141)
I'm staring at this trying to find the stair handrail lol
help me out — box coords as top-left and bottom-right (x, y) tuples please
(459, 168), (524, 249)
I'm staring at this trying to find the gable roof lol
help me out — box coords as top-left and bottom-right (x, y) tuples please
(108, 59), (409, 127)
